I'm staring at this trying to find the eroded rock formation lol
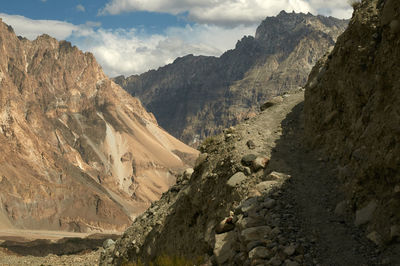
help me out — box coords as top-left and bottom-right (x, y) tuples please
(0, 20), (198, 232)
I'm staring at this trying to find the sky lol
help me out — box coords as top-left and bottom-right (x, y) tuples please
(0, 0), (354, 77)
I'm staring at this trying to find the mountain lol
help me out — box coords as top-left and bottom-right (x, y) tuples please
(0, 19), (198, 233)
(114, 11), (348, 144)
(101, 1), (400, 265)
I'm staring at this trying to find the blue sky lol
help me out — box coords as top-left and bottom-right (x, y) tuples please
(2, 0), (188, 34)
(0, 0), (354, 77)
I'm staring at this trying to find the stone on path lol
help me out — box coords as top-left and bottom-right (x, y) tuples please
(247, 140), (256, 149)
(241, 154), (257, 166)
(241, 226), (272, 242)
(213, 231), (236, 265)
(256, 181), (279, 194)
(355, 201), (377, 226)
(260, 96), (284, 111)
(366, 231), (382, 246)
(103, 239), (115, 249)
(252, 156), (270, 171)
(215, 217), (235, 234)
(227, 172), (247, 187)
(248, 246), (271, 260)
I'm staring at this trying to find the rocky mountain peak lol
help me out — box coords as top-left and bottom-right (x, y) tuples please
(114, 12), (348, 144)
(0, 19), (198, 233)
(255, 11), (347, 55)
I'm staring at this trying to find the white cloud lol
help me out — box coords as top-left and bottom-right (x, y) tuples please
(74, 24), (256, 76)
(76, 4), (86, 12)
(309, 0), (353, 18)
(99, 0), (353, 23)
(0, 13), (255, 77)
(0, 0), (354, 78)
(0, 13), (78, 40)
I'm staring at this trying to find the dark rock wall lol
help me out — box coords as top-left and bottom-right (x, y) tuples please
(304, 0), (400, 242)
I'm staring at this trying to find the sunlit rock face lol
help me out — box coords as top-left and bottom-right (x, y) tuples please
(115, 11), (348, 145)
(0, 19), (198, 232)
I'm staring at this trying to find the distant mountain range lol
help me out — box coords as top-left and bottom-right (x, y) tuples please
(114, 11), (348, 144)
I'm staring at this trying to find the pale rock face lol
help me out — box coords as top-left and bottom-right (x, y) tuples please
(114, 11), (348, 144)
(0, 19), (198, 232)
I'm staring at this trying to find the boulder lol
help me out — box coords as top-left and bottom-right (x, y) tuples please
(194, 153), (208, 169)
(214, 231), (236, 265)
(390, 225), (400, 242)
(215, 217), (235, 234)
(241, 226), (272, 242)
(260, 96), (284, 111)
(252, 157), (270, 172)
(103, 239), (115, 249)
(227, 172), (247, 187)
(355, 201), (377, 226)
(237, 217), (265, 229)
(183, 168), (194, 179)
(334, 201), (347, 216)
(248, 246), (271, 260)
(256, 181), (279, 194)
(246, 140), (256, 149)
(283, 245), (296, 256)
(366, 231), (382, 245)
(241, 154), (257, 166)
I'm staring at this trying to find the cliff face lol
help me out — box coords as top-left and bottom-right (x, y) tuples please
(305, 0), (400, 243)
(0, 20), (198, 232)
(115, 11), (348, 144)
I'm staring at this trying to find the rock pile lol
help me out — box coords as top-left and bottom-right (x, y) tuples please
(212, 171), (307, 266)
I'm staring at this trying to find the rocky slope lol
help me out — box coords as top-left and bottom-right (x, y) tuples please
(101, 90), (396, 266)
(304, 0), (400, 246)
(100, 1), (400, 265)
(114, 11), (348, 144)
(0, 19), (198, 233)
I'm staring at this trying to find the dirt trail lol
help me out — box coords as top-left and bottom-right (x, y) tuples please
(264, 100), (380, 265)
(234, 90), (385, 265)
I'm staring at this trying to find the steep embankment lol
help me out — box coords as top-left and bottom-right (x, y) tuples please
(304, 0), (400, 245)
(115, 12), (348, 144)
(0, 19), (198, 232)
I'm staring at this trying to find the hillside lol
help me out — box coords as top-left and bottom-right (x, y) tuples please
(304, 0), (400, 246)
(100, 0), (400, 265)
(114, 11), (348, 144)
(0, 19), (198, 233)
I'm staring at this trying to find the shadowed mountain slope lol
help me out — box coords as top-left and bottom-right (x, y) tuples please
(115, 11), (348, 144)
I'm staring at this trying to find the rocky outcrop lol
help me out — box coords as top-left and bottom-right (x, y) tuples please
(304, 0), (400, 245)
(0, 19), (198, 232)
(115, 11), (348, 144)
